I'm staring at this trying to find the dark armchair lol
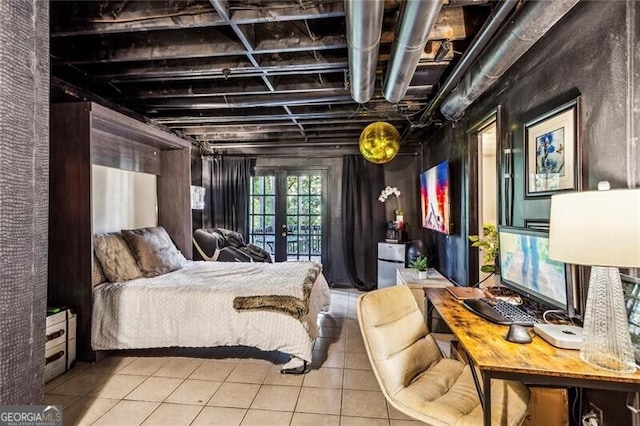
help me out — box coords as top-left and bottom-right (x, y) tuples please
(193, 228), (273, 263)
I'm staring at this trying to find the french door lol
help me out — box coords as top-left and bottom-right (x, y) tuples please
(249, 169), (327, 263)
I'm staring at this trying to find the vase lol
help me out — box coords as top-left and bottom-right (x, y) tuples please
(418, 270), (428, 280)
(395, 215), (404, 227)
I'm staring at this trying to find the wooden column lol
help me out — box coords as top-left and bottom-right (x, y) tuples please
(159, 149), (193, 259)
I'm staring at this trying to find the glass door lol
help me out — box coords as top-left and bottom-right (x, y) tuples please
(249, 169), (326, 263)
(248, 174), (277, 259)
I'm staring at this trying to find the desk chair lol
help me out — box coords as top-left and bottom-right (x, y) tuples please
(357, 285), (530, 425)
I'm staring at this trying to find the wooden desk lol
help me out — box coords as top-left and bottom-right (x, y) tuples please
(425, 288), (640, 426)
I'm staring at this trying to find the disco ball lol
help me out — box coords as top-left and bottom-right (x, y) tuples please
(359, 122), (401, 164)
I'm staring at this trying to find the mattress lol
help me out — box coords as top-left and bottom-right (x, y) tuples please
(92, 261), (331, 364)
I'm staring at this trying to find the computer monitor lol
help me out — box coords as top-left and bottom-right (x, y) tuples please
(498, 226), (574, 315)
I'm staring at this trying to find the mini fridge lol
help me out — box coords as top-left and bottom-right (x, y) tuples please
(377, 242), (407, 288)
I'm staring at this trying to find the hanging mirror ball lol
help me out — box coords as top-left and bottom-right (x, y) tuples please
(359, 122), (401, 164)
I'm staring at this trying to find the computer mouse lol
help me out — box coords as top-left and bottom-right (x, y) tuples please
(505, 324), (532, 344)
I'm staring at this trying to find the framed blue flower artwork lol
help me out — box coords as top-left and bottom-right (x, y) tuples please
(524, 98), (580, 197)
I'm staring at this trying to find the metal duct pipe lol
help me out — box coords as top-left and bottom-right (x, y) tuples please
(418, 0), (519, 124)
(345, 0), (385, 104)
(440, 0), (580, 121)
(382, 0), (442, 104)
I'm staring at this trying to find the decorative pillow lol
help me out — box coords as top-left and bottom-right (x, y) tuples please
(92, 254), (107, 286)
(93, 232), (144, 282)
(121, 226), (186, 278)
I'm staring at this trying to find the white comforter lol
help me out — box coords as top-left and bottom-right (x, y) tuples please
(92, 261), (331, 364)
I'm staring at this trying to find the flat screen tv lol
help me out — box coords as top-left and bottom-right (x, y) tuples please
(498, 226), (574, 315)
(420, 160), (450, 234)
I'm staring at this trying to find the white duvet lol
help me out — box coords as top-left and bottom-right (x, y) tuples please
(92, 261), (331, 364)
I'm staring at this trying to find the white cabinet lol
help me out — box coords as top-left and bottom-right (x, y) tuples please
(45, 309), (76, 382)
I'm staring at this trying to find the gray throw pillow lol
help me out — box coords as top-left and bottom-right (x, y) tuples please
(93, 232), (143, 282)
(121, 226), (186, 278)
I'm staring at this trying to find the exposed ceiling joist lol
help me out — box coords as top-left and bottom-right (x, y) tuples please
(50, 0), (497, 149)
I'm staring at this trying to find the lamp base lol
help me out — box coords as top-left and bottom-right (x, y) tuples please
(580, 266), (636, 373)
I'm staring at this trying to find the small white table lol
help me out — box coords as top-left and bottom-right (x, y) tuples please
(396, 267), (451, 288)
(396, 268), (453, 351)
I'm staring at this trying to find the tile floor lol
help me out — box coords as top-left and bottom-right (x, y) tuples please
(45, 287), (424, 426)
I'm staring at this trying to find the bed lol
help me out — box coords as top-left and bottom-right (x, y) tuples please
(91, 227), (331, 372)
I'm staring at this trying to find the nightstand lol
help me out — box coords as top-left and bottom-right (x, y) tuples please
(45, 308), (76, 382)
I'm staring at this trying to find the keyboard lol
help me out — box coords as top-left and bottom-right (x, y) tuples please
(462, 298), (541, 326)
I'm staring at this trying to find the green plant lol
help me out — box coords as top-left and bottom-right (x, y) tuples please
(468, 223), (498, 273)
(409, 255), (428, 272)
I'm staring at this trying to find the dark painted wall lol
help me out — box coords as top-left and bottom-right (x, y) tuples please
(419, 1), (639, 285)
(419, 2), (638, 423)
(0, 1), (49, 404)
(383, 155), (421, 241)
(419, 135), (469, 283)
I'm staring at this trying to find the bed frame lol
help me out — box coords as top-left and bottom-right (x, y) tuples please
(48, 102), (192, 361)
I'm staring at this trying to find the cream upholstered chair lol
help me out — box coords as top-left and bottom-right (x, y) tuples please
(357, 285), (530, 425)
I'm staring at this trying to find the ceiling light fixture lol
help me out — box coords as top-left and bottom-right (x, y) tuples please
(359, 122), (400, 164)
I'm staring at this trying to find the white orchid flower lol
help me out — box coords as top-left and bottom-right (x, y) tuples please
(379, 186), (402, 204)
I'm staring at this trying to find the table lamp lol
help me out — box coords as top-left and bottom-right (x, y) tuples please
(549, 182), (639, 373)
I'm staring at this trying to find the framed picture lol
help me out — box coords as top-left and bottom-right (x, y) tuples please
(525, 99), (579, 197)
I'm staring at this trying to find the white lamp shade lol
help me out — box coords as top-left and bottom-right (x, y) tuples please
(549, 188), (640, 268)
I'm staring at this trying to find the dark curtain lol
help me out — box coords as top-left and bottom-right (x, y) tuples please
(208, 156), (253, 240)
(341, 155), (386, 291)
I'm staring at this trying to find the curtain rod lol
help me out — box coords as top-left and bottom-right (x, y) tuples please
(201, 152), (419, 159)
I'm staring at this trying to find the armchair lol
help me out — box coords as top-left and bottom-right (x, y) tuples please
(193, 228), (273, 263)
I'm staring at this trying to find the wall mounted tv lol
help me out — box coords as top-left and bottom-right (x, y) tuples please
(420, 160), (451, 234)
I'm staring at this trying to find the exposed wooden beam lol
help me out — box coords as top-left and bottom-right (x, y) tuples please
(51, 2), (346, 37)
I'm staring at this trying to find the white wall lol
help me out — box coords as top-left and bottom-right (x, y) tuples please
(92, 165), (158, 233)
(479, 124), (497, 284)
(480, 129), (497, 226)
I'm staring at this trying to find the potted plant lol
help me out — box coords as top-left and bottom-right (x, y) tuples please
(409, 255), (429, 279)
(468, 223), (498, 274)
